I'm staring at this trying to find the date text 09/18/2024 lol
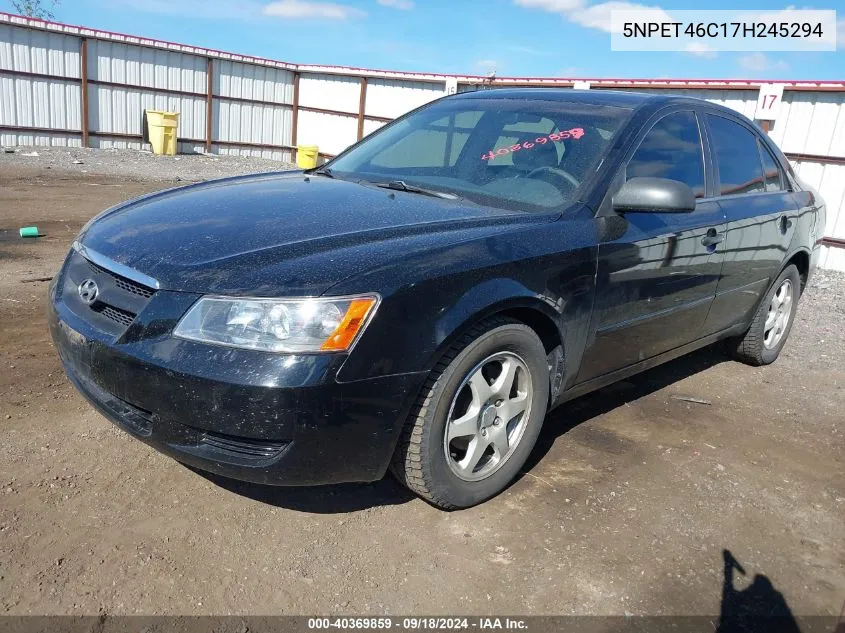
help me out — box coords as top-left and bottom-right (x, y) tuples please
(307, 617), (528, 630)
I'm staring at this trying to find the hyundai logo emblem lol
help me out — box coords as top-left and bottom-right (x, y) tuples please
(78, 278), (99, 305)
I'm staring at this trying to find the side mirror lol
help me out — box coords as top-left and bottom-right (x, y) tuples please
(612, 177), (696, 213)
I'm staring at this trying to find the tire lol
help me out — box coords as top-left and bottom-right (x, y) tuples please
(390, 317), (550, 510)
(731, 264), (801, 366)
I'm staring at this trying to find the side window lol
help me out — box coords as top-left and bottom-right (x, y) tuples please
(706, 115), (766, 196)
(758, 141), (783, 192)
(626, 111), (705, 198)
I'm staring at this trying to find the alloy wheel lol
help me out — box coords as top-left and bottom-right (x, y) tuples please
(443, 351), (533, 482)
(763, 278), (793, 349)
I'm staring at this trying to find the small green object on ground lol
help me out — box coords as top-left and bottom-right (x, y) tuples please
(19, 226), (40, 238)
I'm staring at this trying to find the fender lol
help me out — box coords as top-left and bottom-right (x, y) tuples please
(425, 271), (597, 403)
(431, 278), (564, 362)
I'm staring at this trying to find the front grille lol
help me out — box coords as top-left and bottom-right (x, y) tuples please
(94, 304), (137, 328)
(201, 431), (288, 459)
(62, 247), (158, 336)
(86, 258), (155, 298)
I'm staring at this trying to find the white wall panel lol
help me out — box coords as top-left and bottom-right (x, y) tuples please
(214, 59), (294, 152)
(0, 74), (81, 129)
(297, 109), (356, 156)
(366, 79), (442, 119)
(791, 160), (845, 271)
(0, 23), (79, 77)
(87, 40), (206, 93)
(0, 23), (81, 141)
(217, 145), (292, 163)
(216, 59), (293, 105)
(362, 118), (386, 138)
(214, 100), (291, 146)
(1, 130), (80, 146)
(299, 73), (360, 113)
(89, 84), (205, 140)
(771, 92), (845, 158)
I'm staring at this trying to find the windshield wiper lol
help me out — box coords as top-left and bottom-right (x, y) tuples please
(310, 167), (335, 178)
(372, 180), (459, 200)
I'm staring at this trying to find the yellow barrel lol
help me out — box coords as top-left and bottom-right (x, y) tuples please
(296, 145), (319, 169)
(145, 110), (179, 156)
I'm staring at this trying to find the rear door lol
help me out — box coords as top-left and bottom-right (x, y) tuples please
(701, 113), (798, 334)
(577, 109), (727, 382)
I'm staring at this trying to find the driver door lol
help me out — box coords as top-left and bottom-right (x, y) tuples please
(577, 109), (727, 382)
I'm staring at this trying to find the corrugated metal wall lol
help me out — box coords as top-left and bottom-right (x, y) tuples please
(365, 78), (442, 119)
(1, 14), (843, 271)
(86, 39), (207, 153)
(793, 160), (845, 271)
(297, 73), (361, 155)
(0, 22), (81, 146)
(215, 59), (294, 161)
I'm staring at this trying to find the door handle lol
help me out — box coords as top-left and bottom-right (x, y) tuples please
(701, 229), (724, 248)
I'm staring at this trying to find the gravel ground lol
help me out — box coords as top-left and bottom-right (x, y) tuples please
(0, 145), (296, 183)
(0, 165), (843, 618)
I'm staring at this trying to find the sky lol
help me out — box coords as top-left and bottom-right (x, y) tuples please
(4, 0), (844, 80)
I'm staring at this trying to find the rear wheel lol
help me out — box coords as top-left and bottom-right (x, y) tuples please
(390, 317), (549, 509)
(731, 264), (801, 366)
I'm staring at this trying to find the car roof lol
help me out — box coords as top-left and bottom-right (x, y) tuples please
(451, 87), (720, 115)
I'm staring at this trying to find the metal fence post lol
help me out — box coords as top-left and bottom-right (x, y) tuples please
(80, 37), (89, 147)
(291, 71), (300, 162)
(357, 76), (367, 141)
(206, 58), (214, 153)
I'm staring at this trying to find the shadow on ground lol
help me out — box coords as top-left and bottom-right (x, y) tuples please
(717, 549), (801, 633)
(191, 467), (416, 513)
(522, 343), (728, 474)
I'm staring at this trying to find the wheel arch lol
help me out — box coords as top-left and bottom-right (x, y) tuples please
(783, 248), (810, 292)
(429, 295), (564, 367)
(426, 287), (566, 404)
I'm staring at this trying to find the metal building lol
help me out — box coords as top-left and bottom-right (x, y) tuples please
(1, 11), (843, 270)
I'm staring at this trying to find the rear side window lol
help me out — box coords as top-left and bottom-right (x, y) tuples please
(626, 111), (705, 198)
(707, 115), (766, 196)
(758, 141), (783, 192)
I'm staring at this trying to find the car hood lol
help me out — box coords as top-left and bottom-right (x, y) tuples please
(78, 172), (559, 296)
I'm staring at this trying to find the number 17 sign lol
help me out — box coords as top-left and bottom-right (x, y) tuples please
(755, 84), (784, 122)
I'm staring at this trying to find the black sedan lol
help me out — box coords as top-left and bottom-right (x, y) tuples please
(49, 89), (826, 509)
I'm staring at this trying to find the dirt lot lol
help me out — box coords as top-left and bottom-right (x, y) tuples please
(0, 161), (843, 618)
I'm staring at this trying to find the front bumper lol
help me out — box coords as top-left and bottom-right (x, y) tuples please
(48, 274), (427, 486)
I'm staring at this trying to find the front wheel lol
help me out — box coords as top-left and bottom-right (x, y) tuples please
(390, 317), (550, 509)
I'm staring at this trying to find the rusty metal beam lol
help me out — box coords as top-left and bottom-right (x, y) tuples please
(205, 57), (213, 152)
(821, 237), (845, 249)
(785, 152), (845, 166)
(357, 76), (368, 141)
(215, 93), (290, 108)
(291, 71), (300, 162)
(0, 68), (77, 82)
(88, 78), (205, 99)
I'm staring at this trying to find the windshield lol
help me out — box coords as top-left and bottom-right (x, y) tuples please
(326, 96), (632, 211)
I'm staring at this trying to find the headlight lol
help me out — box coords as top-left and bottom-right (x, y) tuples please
(173, 295), (379, 353)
